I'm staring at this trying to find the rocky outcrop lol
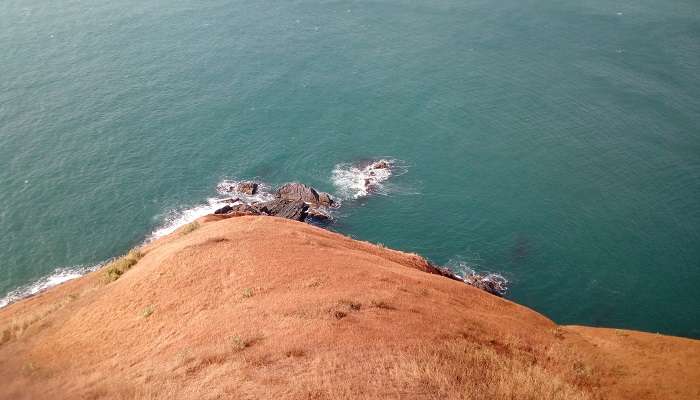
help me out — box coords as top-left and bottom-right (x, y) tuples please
(213, 160), (397, 223)
(258, 199), (308, 221)
(215, 203), (262, 216)
(230, 203), (262, 216)
(237, 182), (259, 195)
(214, 205), (234, 215)
(276, 183), (335, 208)
(212, 182), (336, 222)
(317, 192), (334, 207)
(213, 183), (329, 222)
(305, 208), (331, 222)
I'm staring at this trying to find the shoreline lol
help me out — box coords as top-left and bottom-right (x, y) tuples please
(0, 160), (401, 308)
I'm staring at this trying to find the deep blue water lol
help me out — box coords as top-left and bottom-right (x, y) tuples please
(1, 0), (699, 337)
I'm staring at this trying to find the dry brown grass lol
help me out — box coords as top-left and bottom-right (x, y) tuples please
(0, 295), (75, 346)
(180, 221), (200, 235)
(21, 335), (593, 400)
(2, 248), (144, 346)
(370, 299), (396, 310)
(2, 216), (697, 400)
(104, 249), (144, 282)
(293, 339), (592, 400)
(141, 305), (155, 318)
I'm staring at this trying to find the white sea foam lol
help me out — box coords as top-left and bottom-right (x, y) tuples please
(331, 158), (405, 199)
(0, 264), (101, 309)
(148, 198), (224, 239)
(445, 259), (509, 296)
(149, 180), (274, 240)
(215, 180), (274, 202)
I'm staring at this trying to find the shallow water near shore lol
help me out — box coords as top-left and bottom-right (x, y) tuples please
(1, 0), (699, 337)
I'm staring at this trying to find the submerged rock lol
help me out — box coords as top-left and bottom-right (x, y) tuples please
(359, 160), (394, 193)
(371, 160), (389, 169)
(218, 181), (259, 195)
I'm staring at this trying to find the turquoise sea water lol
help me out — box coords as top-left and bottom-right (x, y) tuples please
(1, 0), (699, 337)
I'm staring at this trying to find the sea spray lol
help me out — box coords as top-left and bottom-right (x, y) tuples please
(0, 264), (103, 308)
(149, 180), (275, 240)
(445, 259), (509, 296)
(331, 158), (408, 199)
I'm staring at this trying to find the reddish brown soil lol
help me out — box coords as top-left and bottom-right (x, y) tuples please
(1, 216), (698, 399)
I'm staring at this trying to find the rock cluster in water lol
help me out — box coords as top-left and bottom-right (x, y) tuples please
(214, 161), (391, 223)
(214, 182), (337, 222)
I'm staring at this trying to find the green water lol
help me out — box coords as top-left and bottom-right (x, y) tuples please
(1, 0), (699, 337)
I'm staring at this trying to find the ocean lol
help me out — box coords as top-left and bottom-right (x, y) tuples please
(1, 0), (699, 338)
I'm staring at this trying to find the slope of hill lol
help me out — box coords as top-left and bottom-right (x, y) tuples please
(1, 216), (698, 399)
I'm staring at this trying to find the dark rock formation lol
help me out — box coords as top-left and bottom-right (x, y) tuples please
(237, 182), (259, 195)
(213, 179), (342, 223)
(230, 203), (262, 216)
(214, 203), (262, 216)
(317, 192), (335, 207)
(214, 183), (331, 222)
(258, 199), (309, 221)
(276, 183), (334, 208)
(276, 183), (319, 203)
(306, 208), (331, 221)
(214, 205), (234, 215)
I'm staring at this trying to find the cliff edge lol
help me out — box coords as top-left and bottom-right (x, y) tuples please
(1, 216), (698, 399)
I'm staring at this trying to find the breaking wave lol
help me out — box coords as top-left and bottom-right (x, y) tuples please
(148, 180), (275, 240)
(148, 198), (224, 239)
(331, 158), (407, 199)
(0, 264), (102, 308)
(445, 259), (509, 296)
